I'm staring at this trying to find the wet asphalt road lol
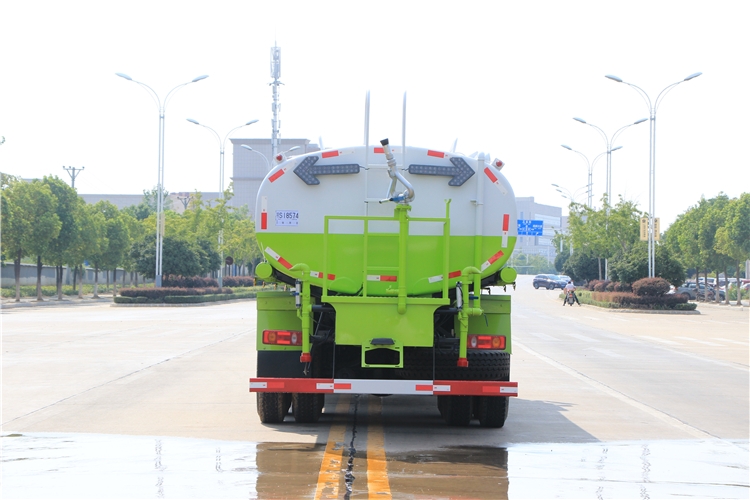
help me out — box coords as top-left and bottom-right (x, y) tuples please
(2, 276), (748, 499)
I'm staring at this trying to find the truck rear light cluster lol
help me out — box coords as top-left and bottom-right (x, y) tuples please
(468, 335), (506, 350)
(262, 330), (302, 346)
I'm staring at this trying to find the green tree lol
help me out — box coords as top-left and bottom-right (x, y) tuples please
(95, 201), (130, 294)
(561, 250), (600, 283)
(16, 181), (62, 301)
(130, 235), (202, 279)
(609, 242), (685, 287)
(567, 196), (643, 280)
(41, 176), (81, 300)
(698, 194), (730, 303)
(715, 194), (750, 305)
(67, 203), (106, 298)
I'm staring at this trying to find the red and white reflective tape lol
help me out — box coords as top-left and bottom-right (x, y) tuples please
(427, 150), (445, 158)
(367, 275), (397, 282)
(249, 377), (518, 397)
(260, 196), (268, 230)
(321, 150), (340, 158)
(265, 246), (293, 270)
(480, 250), (505, 271)
(310, 270), (336, 280)
(269, 167), (288, 183)
(428, 270), (463, 283)
(483, 166), (507, 194)
(502, 213), (509, 247)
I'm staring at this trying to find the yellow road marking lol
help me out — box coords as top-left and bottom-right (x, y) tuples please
(367, 397), (392, 499)
(314, 396), (350, 500)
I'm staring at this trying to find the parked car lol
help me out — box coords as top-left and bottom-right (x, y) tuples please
(676, 282), (725, 301)
(533, 274), (567, 290)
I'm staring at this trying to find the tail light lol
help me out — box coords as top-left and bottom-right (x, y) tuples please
(262, 330), (302, 346)
(467, 334), (506, 350)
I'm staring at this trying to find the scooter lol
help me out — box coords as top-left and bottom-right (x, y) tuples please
(564, 289), (576, 306)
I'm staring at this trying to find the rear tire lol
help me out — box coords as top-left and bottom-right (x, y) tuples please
(292, 393), (324, 423)
(547, 284), (554, 290)
(476, 396), (509, 428)
(257, 393), (288, 423)
(441, 396), (472, 426)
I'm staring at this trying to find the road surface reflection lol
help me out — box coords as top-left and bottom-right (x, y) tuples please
(2, 432), (747, 499)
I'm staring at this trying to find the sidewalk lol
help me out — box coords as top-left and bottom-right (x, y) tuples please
(1, 293), (114, 310)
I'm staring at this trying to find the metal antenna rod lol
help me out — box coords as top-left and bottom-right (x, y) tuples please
(270, 44), (282, 160)
(62, 166), (84, 189)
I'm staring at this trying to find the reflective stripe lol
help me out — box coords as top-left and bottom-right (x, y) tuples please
(481, 250), (505, 271)
(367, 275), (397, 282)
(249, 377), (518, 397)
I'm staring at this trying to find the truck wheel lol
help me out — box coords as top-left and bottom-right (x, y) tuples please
(292, 393), (324, 423)
(257, 393), (288, 423)
(476, 396), (509, 428)
(441, 396), (472, 426)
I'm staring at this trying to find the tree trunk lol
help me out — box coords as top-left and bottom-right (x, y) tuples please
(704, 270), (709, 301)
(597, 258), (602, 281)
(36, 255), (43, 301)
(106, 270), (110, 292)
(14, 252), (21, 302)
(135, 272), (139, 287)
(112, 268), (118, 296)
(740, 261), (742, 306)
(72, 266), (78, 292)
(57, 265), (64, 300)
(724, 266), (730, 305)
(93, 266), (99, 298)
(78, 265), (84, 299)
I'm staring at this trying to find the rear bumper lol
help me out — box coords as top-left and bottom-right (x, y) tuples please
(249, 377), (518, 397)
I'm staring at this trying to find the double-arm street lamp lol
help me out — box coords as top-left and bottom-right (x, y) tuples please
(560, 146), (614, 208)
(186, 119), (259, 288)
(551, 183), (589, 205)
(572, 117), (647, 206)
(572, 117), (645, 280)
(605, 72), (702, 277)
(116, 73), (208, 287)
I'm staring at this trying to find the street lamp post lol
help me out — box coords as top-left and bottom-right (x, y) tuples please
(560, 146), (610, 208)
(605, 72), (702, 277)
(572, 118), (645, 280)
(240, 144), (271, 171)
(552, 183), (589, 205)
(186, 119), (259, 289)
(572, 118), (646, 207)
(116, 73), (208, 287)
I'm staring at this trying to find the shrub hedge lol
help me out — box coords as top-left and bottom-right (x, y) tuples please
(119, 287), (232, 299)
(162, 275), (219, 288)
(585, 290), (695, 310)
(114, 289), (257, 304)
(632, 277), (671, 297)
(222, 276), (256, 287)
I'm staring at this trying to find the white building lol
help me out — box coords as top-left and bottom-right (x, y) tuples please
(513, 196), (565, 263)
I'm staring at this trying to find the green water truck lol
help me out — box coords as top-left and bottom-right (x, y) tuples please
(249, 138), (518, 427)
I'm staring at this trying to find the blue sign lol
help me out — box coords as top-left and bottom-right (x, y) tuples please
(517, 219), (543, 236)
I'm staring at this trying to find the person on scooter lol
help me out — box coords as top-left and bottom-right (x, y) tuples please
(563, 280), (581, 306)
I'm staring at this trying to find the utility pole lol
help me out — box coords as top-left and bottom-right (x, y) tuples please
(177, 193), (192, 211)
(62, 166), (84, 189)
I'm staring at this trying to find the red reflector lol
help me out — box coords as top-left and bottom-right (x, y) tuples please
(427, 150), (445, 158)
(468, 335), (506, 350)
(263, 330), (302, 346)
(322, 150), (339, 158)
(275, 154), (283, 162)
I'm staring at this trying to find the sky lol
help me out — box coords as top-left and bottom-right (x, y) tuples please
(1, 1), (748, 229)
